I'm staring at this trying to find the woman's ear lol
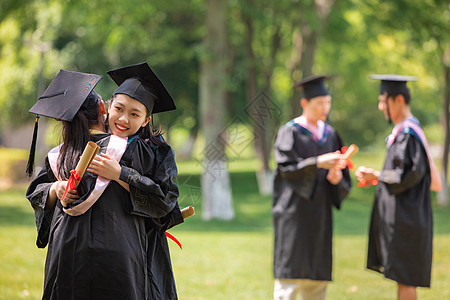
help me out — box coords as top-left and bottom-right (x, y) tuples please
(142, 116), (151, 127)
(99, 101), (107, 114)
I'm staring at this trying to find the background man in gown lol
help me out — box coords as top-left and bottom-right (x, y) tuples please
(272, 75), (351, 300)
(356, 74), (442, 300)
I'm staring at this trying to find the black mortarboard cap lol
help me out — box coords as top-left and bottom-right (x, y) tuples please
(370, 74), (417, 124)
(26, 69), (102, 177)
(107, 62), (176, 114)
(370, 74), (417, 96)
(293, 75), (330, 100)
(29, 70), (102, 121)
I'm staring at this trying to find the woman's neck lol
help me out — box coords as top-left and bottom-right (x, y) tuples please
(90, 123), (106, 133)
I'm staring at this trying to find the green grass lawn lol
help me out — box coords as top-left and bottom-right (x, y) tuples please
(1, 164), (450, 299)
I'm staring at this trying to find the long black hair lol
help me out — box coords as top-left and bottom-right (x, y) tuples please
(57, 91), (102, 180)
(108, 94), (166, 146)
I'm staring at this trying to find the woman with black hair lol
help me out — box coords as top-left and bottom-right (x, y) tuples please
(26, 65), (182, 300)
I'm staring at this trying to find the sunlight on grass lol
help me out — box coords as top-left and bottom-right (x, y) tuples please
(169, 232), (273, 300)
(0, 148), (28, 179)
(176, 157), (262, 175)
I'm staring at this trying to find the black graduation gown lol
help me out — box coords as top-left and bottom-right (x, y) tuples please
(272, 121), (351, 280)
(26, 134), (182, 300)
(367, 132), (433, 287)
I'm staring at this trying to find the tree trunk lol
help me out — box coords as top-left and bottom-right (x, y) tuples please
(199, 0), (234, 220)
(288, 0), (335, 119)
(177, 126), (199, 159)
(288, 24), (317, 119)
(241, 9), (282, 195)
(438, 49), (449, 206)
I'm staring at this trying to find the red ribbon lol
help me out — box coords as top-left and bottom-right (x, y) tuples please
(340, 146), (355, 170)
(61, 169), (82, 201)
(165, 232), (182, 250)
(340, 146), (377, 187)
(357, 179), (378, 188)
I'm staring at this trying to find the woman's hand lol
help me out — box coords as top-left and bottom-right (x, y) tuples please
(87, 153), (122, 181)
(50, 180), (79, 208)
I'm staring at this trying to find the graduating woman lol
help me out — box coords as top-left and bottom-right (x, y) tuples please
(26, 65), (182, 300)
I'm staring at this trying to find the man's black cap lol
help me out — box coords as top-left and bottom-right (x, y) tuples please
(293, 75), (330, 100)
(370, 74), (417, 96)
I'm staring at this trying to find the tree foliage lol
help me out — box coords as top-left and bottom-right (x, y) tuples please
(0, 0), (447, 152)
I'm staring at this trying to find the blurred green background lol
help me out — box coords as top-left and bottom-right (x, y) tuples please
(0, 0), (448, 151)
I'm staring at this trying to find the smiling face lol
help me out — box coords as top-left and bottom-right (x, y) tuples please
(301, 95), (332, 124)
(378, 93), (408, 124)
(108, 94), (151, 138)
(377, 93), (390, 121)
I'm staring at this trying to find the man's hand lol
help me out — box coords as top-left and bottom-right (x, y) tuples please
(355, 166), (380, 182)
(317, 151), (346, 170)
(327, 167), (343, 185)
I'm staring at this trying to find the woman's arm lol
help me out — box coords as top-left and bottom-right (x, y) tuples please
(87, 153), (128, 192)
(48, 180), (80, 208)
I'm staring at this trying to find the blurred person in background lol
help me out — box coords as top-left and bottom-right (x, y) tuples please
(356, 74), (442, 300)
(272, 75), (352, 300)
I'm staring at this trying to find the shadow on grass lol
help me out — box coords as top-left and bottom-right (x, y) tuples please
(0, 205), (35, 227)
(0, 188), (36, 227)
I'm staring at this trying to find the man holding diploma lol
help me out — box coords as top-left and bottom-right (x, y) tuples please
(356, 75), (442, 300)
(272, 75), (352, 300)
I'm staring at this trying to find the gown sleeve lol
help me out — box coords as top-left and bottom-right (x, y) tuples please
(330, 175), (351, 209)
(25, 159), (56, 248)
(328, 132), (351, 209)
(119, 139), (180, 219)
(274, 125), (318, 180)
(146, 202), (184, 232)
(273, 125), (318, 201)
(379, 133), (427, 195)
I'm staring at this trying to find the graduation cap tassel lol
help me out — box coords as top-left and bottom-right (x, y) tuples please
(26, 115), (40, 177)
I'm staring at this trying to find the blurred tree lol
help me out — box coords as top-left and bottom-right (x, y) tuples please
(0, 0), (204, 149)
(287, 0), (336, 118)
(0, 0), (447, 205)
(199, 0), (234, 220)
(236, 0), (287, 194)
(0, 0), (65, 127)
(54, 0), (203, 141)
(355, 0), (449, 204)
(317, 0), (391, 147)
